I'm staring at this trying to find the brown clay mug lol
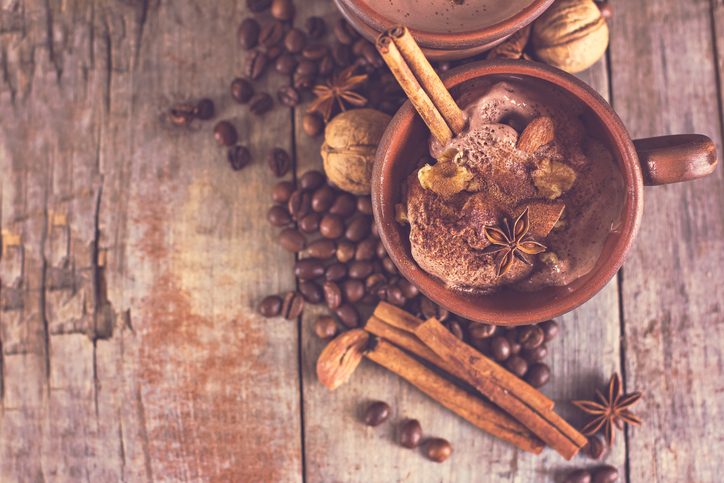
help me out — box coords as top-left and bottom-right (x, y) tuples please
(371, 60), (717, 325)
(335, 0), (555, 61)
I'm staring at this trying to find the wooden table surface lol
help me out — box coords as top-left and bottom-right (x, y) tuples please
(1, 0), (723, 482)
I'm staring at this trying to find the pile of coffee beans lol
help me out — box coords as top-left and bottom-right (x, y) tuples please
(258, 167), (559, 390)
(563, 465), (619, 483)
(362, 401), (451, 463)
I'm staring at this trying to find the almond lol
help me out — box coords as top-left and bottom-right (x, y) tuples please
(516, 116), (555, 153)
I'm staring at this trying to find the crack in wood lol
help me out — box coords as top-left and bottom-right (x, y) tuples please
(135, 384), (154, 483)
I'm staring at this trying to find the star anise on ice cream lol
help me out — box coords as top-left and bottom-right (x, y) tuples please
(482, 207), (546, 278)
(307, 66), (368, 122)
(572, 373), (642, 447)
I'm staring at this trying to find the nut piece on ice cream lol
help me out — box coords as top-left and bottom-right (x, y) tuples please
(532, 158), (576, 200)
(418, 149), (473, 197)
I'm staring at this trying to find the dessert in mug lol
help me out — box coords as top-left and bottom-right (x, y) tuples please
(399, 78), (624, 294)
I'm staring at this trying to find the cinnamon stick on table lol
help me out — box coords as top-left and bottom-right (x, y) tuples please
(375, 25), (467, 144)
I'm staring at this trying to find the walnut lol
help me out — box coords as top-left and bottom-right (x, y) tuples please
(532, 0), (609, 74)
(532, 158), (576, 200)
(321, 109), (392, 195)
(417, 149), (473, 196)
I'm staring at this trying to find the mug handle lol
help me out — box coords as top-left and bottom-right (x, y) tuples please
(633, 134), (718, 186)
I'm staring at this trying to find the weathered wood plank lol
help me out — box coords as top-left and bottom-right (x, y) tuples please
(611, 0), (724, 481)
(1, 1), (304, 481)
(295, 3), (624, 478)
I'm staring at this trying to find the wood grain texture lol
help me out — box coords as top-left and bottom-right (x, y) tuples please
(611, 0), (724, 481)
(1, 1), (303, 481)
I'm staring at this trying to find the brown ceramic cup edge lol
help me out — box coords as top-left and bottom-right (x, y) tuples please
(372, 60), (644, 325)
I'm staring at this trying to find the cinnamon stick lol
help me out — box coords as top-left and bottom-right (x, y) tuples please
(365, 337), (545, 454)
(414, 317), (588, 460)
(387, 26), (467, 135)
(376, 34), (453, 144)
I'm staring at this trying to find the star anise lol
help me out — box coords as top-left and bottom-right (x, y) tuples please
(573, 373), (642, 447)
(482, 207), (546, 278)
(307, 66), (368, 122)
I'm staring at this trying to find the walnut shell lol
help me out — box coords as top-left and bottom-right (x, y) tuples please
(532, 0), (609, 74)
(321, 109), (391, 195)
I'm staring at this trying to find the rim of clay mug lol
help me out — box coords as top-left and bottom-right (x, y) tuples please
(371, 59), (644, 325)
(339, 0), (555, 50)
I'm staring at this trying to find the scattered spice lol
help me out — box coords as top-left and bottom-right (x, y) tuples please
(482, 207), (547, 277)
(308, 65), (369, 122)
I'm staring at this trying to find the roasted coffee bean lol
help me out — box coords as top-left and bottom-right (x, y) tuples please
(359, 293), (378, 305)
(294, 259), (325, 280)
(346, 216), (372, 242)
(259, 20), (284, 48)
(361, 43), (384, 68)
(299, 212), (321, 233)
(382, 257), (398, 275)
(426, 438), (452, 463)
(320, 214), (345, 239)
(278, 228), (306, 252)
(490, 336), (511, 361)
(595, 1), (612, 19)
(591, 466), (618, 483)
(169, 103), (196, 125)
(227, 145), (251, 171)
(303, 113), (324, 137)
(336, 242), (356, 263)
(525, 363), (550, 388)
(245, 50), (268, 80)
(310, 186), (334, 212)
(284, 28), (306, 54)
(231, 78), (254, 103)
(444, 320), (464, 340)
(325, 262), (347, 282)
(397, 278), (419, 299)
(375, 240), (387, 259)
(585, 436), (605, 460)
(518, 325), (544, 350)
(563, 469), (592, 483)
(246, 0), (271, 12)
(342, 279), (365, 303)
(469, 322), (496, 339)
(334, 18), (358, 45)
(213, 121), (238, 146)
(335, 303), (359, 328)
(365, 273), (387, 294)
(371, 221), (380, 238)
(275, 54), (298, 75)
(352, 38), (368, 57)
(196, 98), (215, 120)
(319, 55), (335, 76)
(355, 239), (377, 261)
(294, 74), (316, 91)
(248, 92), (273, 115)
(238, 18), (260, 49)
(277, 86), (300, 106)
(332, 42), (352, 67)
(330, 194), (357, 217)
(505, 328), (522, 355)
(349, 261), (373, 280)
(299, 281), (324, 304)
(281, 291), (304, 320)
(323, 282), (343, 310)
(267, 205), (292, 226)
(272, 181), (296, 204)
(505, 355), (528, 378)
(522, 343), (547, 362)
(314, 315), (337, 340)
(301, 44), (329, 61)
(538, 319), (559, 341)
(399, 419), (422, 449)
(304, 16), (326, 39)
(259, 295), (282, 317)
(307, 239), (336, 259)
(296, 59), (318, 77)
(299, 170), (326, 191)
(267, 148), (292, 177)
(357, 196), (373, 215)
(288, 190), (311, 221)
(271, 0), (294, 21)
(363, 401), (390, 426)
(267, 46), (283, 60)
(420, 297), (449, 322)
(377, 284), (405, 306)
